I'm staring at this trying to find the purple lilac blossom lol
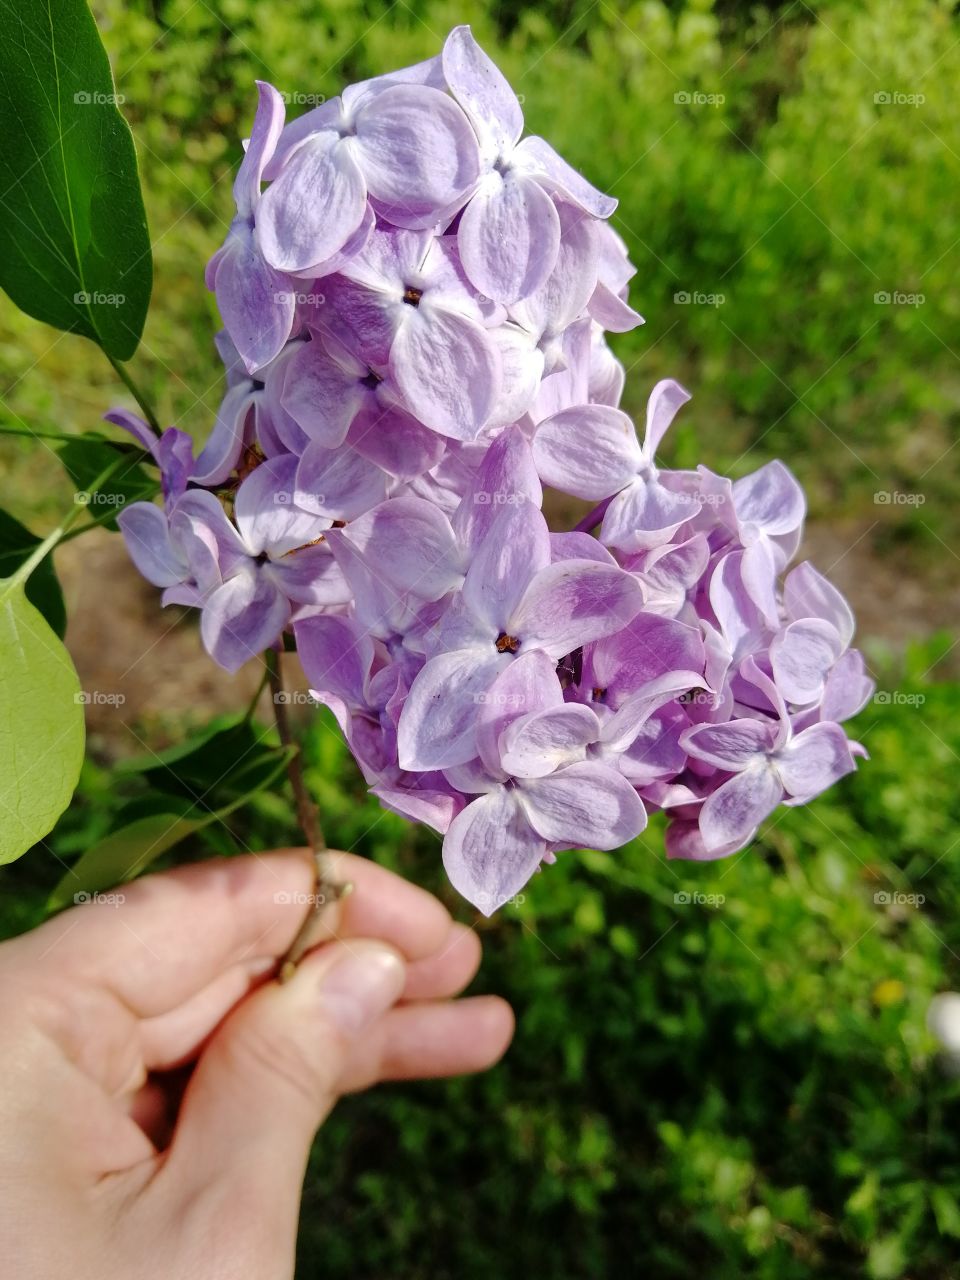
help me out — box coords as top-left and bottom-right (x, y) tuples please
(116, 25), (871, 913)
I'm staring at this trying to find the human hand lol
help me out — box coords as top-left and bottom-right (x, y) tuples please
(0, 849), (513, 1279)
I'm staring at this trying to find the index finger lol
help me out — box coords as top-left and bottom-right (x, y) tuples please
(10, 848), (451, 1018)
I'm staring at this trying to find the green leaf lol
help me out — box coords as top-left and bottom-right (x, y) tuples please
(0, 582), (84, 863)
(46, 811), (204, 911)
(0, 508), (66, 636)
(47, 746), (295, 909)
(0, 0), (152, 359)
(118, 714), (283, 802)
(57, 438), (156, 529)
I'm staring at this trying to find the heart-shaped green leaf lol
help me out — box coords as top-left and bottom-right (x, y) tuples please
(0, 581), (85, 863)
(0, 0), (152, 359)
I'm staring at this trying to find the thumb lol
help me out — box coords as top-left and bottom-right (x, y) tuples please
(156, 940), (405, 1254)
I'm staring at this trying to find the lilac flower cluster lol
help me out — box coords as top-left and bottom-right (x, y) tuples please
(117, 27), (871, 913)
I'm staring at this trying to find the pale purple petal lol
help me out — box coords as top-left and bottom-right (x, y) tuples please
(733, 460), (806, 536)
(398, 648), (506, 770)
(776, 721), (859, 802)
(214, 227), (296, 373)
(512, 560), (644, 658)
(453, 426), (543, 552)
(462, 499), (551, 631)
(117, 503), (188, 587)
(699, 764), (783, 852)
(475, 649), (562, 775)
(442, 25), (524, 159)
(234, 81), (285, 217)
(352, 84), (480, 219)
(821, 649), (875, 722)
(234, 454), (325, 555)
(192, 385), (253, 486)
(680, 718), (778, 771)
(347, 400), (445, 481)
(257, 134), (367, 273)
(458, 171), (561, 304)
(520, 761), (646, 848)
(295, 613), (374, 708)
(339, 496), (462, 601)
(201, 567), (290, 673)
(500, 703), (600, 778)
(587, 281), (644, 332)
(642, 378), (691, 460)
(770, 618), (843, 705)
(294, 441), (388, 520)
(280, 338), (365, 447)
(513, 135), (617, 218)
(442, 787), (544, 915)
(599, 479), (697, 553)
(585, 613), (705, 708)
(532, 404), (642, 500)
(784, 561), (855, 649)
(391, 307), (500, 440)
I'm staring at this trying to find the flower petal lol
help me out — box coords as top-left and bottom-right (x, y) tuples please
(442, 787), (544, 915)
(234, 81), (285, 217)
(733, 459), (806, 536)
(339, 495), (462, 602)
(214, 227), (296, 373)
(353, 84), (480, 219)
(500, 703), (600, 778)
(462, 499), (551, 632)
(257, 134), (367, 273)
(295, 613), (375, 708)
(280, 338), (365, 447)
(513, 135), (616, 218)
(775, 721), (858, 802)
(784, 561), (855, 649)
(391, 306), (500, 439)
(442, 25), (524, 160)
(458, 171), (561, 304)
(234, 454), (325, 556)
(532, 404), (642, 500)
(770, 618), (843, 705)
(512, 559), (644, 658)
(294, 441), (388, 520)
(200, 567), (290, 672)
(643, 378), (691, 459)
(520, 761), (646, 848)
(699, 764), (783, 853)
(398, 648), (506, 770)
(117, 503), (188, 587)
(680, 718), (778, 771)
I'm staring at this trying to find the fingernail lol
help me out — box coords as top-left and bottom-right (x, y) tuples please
(314, 945), (405, 1036)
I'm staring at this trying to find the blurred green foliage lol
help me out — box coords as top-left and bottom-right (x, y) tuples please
(0, 0), (958, 1276)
